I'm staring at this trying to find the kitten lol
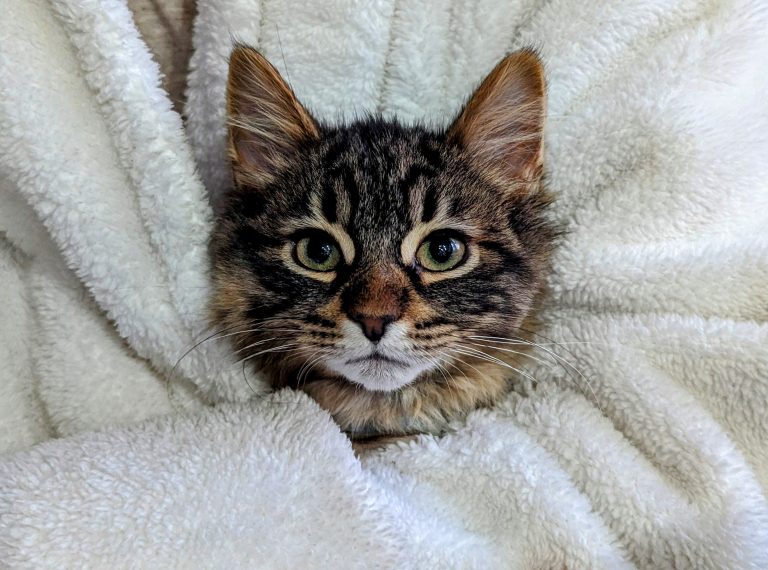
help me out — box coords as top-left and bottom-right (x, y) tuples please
(211, 45), (556, 444)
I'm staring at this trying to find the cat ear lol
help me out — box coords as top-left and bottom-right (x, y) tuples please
(448, 50), (546, 184)
(226, 45), (320, 188)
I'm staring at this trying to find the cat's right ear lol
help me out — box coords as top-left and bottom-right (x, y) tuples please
(226, 45), (319, 188)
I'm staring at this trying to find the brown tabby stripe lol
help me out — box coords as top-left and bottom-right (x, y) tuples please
(212, 46), (557, 439)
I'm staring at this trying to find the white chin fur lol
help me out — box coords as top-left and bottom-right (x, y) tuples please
(324, 358), (431, 392)
(322, 321), (434, 392)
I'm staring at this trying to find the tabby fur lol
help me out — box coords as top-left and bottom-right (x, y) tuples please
(211, 45), (557, 441)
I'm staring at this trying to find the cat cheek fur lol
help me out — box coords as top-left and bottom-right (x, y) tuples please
(210, 45), (557, 439)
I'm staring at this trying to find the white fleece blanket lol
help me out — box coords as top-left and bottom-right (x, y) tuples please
(2, 0), (768, 567)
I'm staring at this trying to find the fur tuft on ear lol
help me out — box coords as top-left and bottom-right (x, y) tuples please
(448, 49), (546, 185)
(226, 45), (319, 188)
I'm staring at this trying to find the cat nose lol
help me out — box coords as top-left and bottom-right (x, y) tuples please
(342, 265), (409, 342)
(351, 314), (395, 343)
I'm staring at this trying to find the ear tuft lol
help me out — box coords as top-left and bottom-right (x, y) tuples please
(227, 45), (319, 188)
(448, 50), (546, 185)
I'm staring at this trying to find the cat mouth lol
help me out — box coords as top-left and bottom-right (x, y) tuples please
(344, 353), (409, 367)
(325, 349), (434, 392)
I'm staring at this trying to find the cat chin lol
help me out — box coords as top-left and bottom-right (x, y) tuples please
(323, 357), (432, 393)
(319, 321), (433, 391)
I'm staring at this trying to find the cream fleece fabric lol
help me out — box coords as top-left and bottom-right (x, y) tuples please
(1, 0), (768, 567)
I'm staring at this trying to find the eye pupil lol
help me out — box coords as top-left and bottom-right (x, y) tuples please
(416, 233), (467, 272)
(307, 239), (332, 263)
(430, 238), (456, 263)
(294, 234), (341, 272)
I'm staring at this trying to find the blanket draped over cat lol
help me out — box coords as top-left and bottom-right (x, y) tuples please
(1, 0), (767, 567)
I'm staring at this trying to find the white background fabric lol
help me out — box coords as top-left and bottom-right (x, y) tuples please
(1, 0), (767, 567)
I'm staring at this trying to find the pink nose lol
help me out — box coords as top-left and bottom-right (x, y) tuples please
(351, 314), (395, 343)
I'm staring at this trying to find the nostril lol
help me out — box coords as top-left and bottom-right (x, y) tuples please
(353, 315), (394, 343)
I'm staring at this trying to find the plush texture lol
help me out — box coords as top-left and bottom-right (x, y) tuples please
(1, 0), (768, 567)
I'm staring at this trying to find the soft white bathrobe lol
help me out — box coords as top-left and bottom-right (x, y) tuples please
(1, 0), (767, 567)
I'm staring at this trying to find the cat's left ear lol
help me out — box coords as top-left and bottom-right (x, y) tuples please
(226, 45), (320, 188)
(448, 50), (546, 185)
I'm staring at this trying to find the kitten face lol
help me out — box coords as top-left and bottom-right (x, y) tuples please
(211, 46), (556, 436)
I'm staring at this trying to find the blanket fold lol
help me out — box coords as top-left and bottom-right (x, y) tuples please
(0, 0), (260, 408)
(1, 0), (767, 567)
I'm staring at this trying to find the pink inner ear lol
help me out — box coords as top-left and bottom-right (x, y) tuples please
(226, 46), (319, 187)
(449, 50), (546, 181)
(232, 130), (290, 177)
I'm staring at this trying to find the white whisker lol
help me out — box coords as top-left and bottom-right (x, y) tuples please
(448, 346), (538, 384)
(297, 351), (331, 389)
(233, 343), (300, 367)
(466, 341), (553, 368)
(468, 335), (603, 414)
(418, 349), (459, 397)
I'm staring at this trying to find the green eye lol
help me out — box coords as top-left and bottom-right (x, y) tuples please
(416, 234), (467, 272)
(294, 234), (341, 272)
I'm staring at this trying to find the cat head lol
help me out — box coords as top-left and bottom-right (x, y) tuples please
(211, 45), (556, 435)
